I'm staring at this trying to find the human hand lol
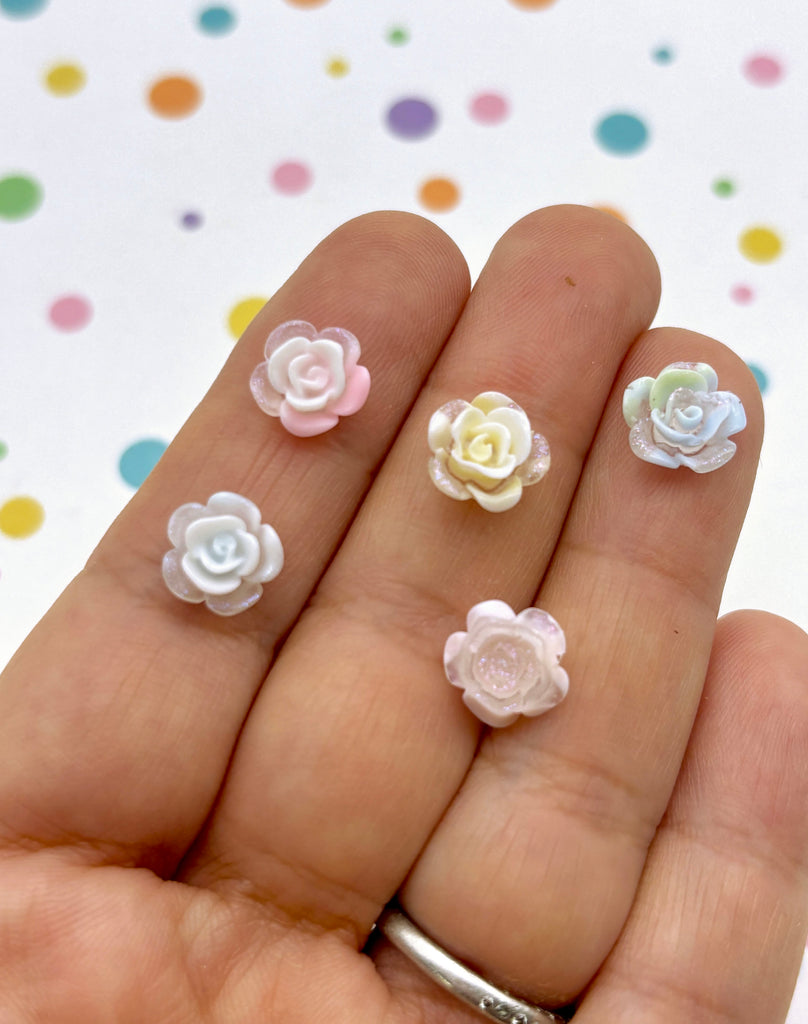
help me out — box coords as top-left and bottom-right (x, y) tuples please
(1, 206), (806, 1023)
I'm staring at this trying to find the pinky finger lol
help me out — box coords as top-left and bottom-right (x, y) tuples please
(573, 610), (808, 1024)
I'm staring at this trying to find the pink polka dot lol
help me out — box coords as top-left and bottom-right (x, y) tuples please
(48, 294), (92, 331)
(743, 54), (783, 86)
(469, 92), (509, 125)
(271, 161), (312, 195)
(731, 284), (754, 305)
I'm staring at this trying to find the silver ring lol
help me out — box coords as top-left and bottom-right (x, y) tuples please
(376, 904), (568, 1023)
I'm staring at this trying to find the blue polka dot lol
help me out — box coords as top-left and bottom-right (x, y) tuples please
(198, 5), (235, 35)
(595, 112), (649, 156)
(119, 439), (167, 489)
(0, 0), (48, 15)
(747, 363), (769, 394)
(652, 46), (674, 64)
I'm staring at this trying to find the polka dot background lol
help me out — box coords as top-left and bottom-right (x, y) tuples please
(1, 5), (807, 1006)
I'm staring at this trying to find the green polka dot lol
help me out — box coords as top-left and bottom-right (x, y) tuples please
(712, 178), (735, 198)
(387, 26), (409, 45)
(0, 175), (43, 220)
(0, 441), (8, 461)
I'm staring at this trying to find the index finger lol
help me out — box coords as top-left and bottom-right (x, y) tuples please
(0, 211), (470, 870)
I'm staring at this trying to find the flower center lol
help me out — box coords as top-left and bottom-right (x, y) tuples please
(290, 353), (330, 395)
(471, 633), (539, 697)
(463, 422), (509, 466)
(672, 404), (703, 431)
(210, 532), (238, 564)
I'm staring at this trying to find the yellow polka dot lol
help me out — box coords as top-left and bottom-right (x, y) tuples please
(326, 56), (350, 78)
(0, 496), (45, 539)
(418, 177), (460, 213)
(508, 0), (559, 8)
(227, 297), (267, 340)
(44, 62), (86, 96)
(739, 225), (783, 263)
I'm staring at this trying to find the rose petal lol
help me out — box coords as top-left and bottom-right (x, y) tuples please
(280, 402), (339, 437)
(470, 392), (516, 416)
(428, 452), (472, 501)
(443, 630), (470, 687)
(250, 363), (284, 416)
(264, 320), (317, 360)
(318, 326), (362, 372)
(649, 366), (710, 411)
(181, 551), (243, 596)
(427, 408), (455, 454)
(328, 363), (370, 416)
(466, 600), (515, 631)
(245, 523), (284, 583)
(206, 492), (262, 533)
(715, 392), (747, 437)
(184, 514), (247, 552)
(521, 666), (569, 716)
(674, 438), (738, 473)
(486, 406), (532, 463)
(267, 337), (319, 396)
(622, 376), (654, 426)
(166, 502), (205, 548)
(466, 474), (523, 512)
(462, 690), (519, 728)
(516, 432), (551, 485)
(516, 607), (566, 659)
(450, 404), (486, 444)
(161, 549), (206, 603)
(628, 417), (679, 468)
(205, 581), (263, 617)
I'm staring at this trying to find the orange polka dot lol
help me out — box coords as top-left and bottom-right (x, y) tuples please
(147, 76), (202, 119)
(592, 204), (628, 224)
(284, 0), (330, 6)
(508, 0), (559, 8)
(418, 177), (460, 213)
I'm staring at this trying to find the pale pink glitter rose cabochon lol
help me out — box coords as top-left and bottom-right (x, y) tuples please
(444, 600), (569, 727)
(250, 320), (371, 437)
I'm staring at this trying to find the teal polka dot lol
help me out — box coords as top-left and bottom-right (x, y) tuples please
(595, 112), (649, 156)
(652, 46), (674, 64)
(119, 439), (167, 489)
(1, 0), (48, 16)
(747, 363), (769, 394)
(198, 5), (235, 35)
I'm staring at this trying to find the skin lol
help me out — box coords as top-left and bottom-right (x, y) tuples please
(1, 205), (806, 1023)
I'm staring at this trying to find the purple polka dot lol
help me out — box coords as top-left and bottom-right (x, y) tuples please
(271, 161), (312, 195)
(385, 97), (437, 140)
(48, 294), (92, 331)
(469, 92), (509, 125)
(181, 210), (203, 229)
(731, 284), (754, 305)
(744, 54), (783, 86)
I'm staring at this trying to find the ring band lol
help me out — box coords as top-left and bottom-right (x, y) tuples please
(376, 904), (568, 1023)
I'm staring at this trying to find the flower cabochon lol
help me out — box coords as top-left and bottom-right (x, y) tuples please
(623, 361), (746, 473)
(250, 320), (371, 437)
(162, 492), (283, 616)
(444, 600), (569, 727)
(428, 392), (551, 512)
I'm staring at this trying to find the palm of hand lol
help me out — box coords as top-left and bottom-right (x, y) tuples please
(2, 207), (807, 1023)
